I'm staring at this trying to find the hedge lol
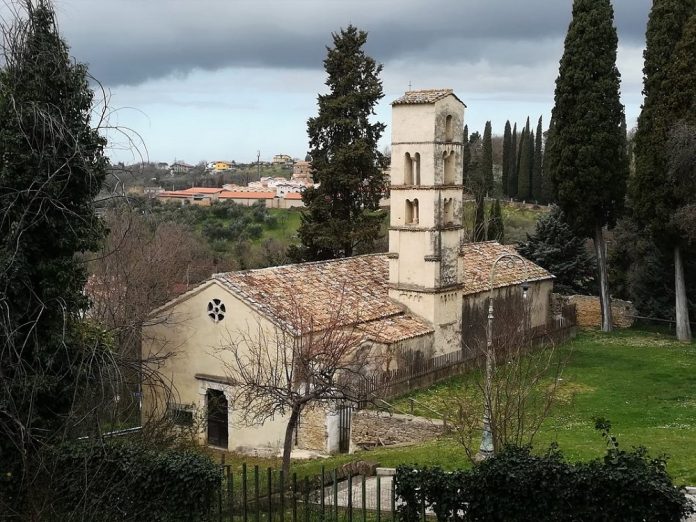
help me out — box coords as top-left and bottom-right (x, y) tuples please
(46, 439), (221, 521)
(395, 444), (693, 521)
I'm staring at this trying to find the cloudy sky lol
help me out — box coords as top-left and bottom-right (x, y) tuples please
(3, 0), (652, 164)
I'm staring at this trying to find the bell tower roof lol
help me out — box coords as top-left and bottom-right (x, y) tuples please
(392, 89), (466, 107)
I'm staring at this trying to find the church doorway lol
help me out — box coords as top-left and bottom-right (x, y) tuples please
(206, 389), (228, 449)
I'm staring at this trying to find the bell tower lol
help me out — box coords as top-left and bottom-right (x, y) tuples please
(388, 89), (466, 352)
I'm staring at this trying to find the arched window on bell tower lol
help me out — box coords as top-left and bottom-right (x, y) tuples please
(443, 151), (455, 185)
(445, 115), (453, 142)
(405, 199), (419, 225)
(404, 153), (413, 185)
(414, 153), (421, 186)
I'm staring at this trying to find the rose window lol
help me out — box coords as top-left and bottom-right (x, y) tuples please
(207, 299), (226, 323)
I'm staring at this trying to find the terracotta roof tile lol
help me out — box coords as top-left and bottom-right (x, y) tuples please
(461, 241), (553, 295)
(218, 191), (276, 199)
(215, 254), (403, 335)
(357, 314), (433, 344)
(181, 187), (224, 194)
(392, 89), (464, 106)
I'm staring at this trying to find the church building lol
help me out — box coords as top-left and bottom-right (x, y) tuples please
(141, 89), (554, 455)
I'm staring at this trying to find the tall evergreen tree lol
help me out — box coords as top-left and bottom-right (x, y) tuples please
(291, 25), (385, 261)
(488, 199), (505, 242)
(630, 0), (696, 341)
(482, 121), (493, 195)
(517, 125), (532, 200)
(0, 1), (108, 513)
(508, 123), (518, 197)
(541, 117), (556, 204)
(502, 121), (512, 197)
(545, 0), (629, 332)
(462, 124), (471, 183)
(532, 116), (544, 201)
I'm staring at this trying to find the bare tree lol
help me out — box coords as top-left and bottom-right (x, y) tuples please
(453, 294), (569, 462)
(86, 208), (218, 425)
(221, 292), (382, 476)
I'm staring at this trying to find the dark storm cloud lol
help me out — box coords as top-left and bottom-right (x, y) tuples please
(38, 0), (650, 86)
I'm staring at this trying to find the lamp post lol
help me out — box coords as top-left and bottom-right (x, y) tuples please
(477, 253), (530, 461)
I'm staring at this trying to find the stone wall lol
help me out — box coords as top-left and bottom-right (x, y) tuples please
(556, 294), (636, 328)
(351, 410), (444, 450)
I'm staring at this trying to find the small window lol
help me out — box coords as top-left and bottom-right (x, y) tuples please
(414, 153), (421, 186)
(404, 153), (413, 185)
(168, 403), (194, 427)
(406, 199), (419, 225)
(207, 299), (226, 322)
(445, 115), (454, 142)
(443, 151), (455, 184)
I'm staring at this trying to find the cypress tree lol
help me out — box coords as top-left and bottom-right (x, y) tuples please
(631, 1), (696, 341)
(545, 0), (629, 332)
(291, 25), (385, 261)
(541, 117), (556, 204)
(502, 121), (512, 197)
(0, 1), (108, 512)
(462, 124), (471, 183)
(482, 121), (493, 195)
(508, 123), (518, 197)
(517, 125), (532, 200)
(488, 199), (505, 242)
(532, 116), (543, 201)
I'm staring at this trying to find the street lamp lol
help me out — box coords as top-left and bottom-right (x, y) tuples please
(477, 253), (530, 461)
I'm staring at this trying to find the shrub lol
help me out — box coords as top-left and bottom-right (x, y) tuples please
(395, 433), (692, 521)
(45, 438), (221, 521)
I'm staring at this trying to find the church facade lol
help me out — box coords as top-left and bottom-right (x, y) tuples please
(141, 89), (554, 455)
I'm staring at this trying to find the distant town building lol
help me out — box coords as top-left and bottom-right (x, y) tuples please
(207, 161), (235, 173)
(272, 154), (293, 166)
(170, 161), (195, 174)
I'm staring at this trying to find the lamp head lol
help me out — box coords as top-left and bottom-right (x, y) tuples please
(522, 282), (529, 299)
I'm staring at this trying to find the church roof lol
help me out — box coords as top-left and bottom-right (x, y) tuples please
(392, 89), (466, 107)
(461, 241), (554, 295)
(214, 254), (433, 343)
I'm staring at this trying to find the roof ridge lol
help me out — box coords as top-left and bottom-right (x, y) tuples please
(212, 252), (387, 278)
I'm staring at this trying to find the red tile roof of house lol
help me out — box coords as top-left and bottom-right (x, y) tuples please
(218, 191), (276, 199)
(180, 187), (224, 194)
(284, 192), (303, 200)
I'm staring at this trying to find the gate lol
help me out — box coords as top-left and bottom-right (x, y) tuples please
(338, 405), (352, 453)
(207, 389), (228, 449)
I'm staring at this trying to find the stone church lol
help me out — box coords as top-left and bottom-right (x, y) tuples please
(141, 89), (554, 454)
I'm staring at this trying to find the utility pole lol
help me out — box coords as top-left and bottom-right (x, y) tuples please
(257, 150), (261, 182)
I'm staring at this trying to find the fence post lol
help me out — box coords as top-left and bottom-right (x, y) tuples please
(333, 469), (338, 522)
(254, 465), (260, 522)
(267, 467), (273, 521)
(292, 472), (297, 522)
(303, 476), (310, 522)
(242, 463), (248, 522)
(321, 465), (325, 516)
(279, 469), (285, 521)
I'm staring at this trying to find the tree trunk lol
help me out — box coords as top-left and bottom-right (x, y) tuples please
(281, 406), (301, 478)
(593, 225), (613, 332)
(674, 245), (692, 342)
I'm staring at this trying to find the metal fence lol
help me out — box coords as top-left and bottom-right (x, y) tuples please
(210, 462), (405, 522)
(358, 303), (577, 404)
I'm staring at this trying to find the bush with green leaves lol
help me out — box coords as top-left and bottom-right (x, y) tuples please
(395, 422), (692, 522)
(46, 439), (221, 521)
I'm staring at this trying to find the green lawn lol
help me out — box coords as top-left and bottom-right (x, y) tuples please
(280, 329), (696, 484)
(257, 209), (302, 243)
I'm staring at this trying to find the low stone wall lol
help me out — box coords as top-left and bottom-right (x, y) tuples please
(351, 410), (444, 450)
(556, 294), (636, 328)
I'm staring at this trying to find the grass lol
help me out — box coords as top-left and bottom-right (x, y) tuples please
(500, 203), (548, 243)
(232, 329), (696, 484)
(256, 209), (302, 244)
